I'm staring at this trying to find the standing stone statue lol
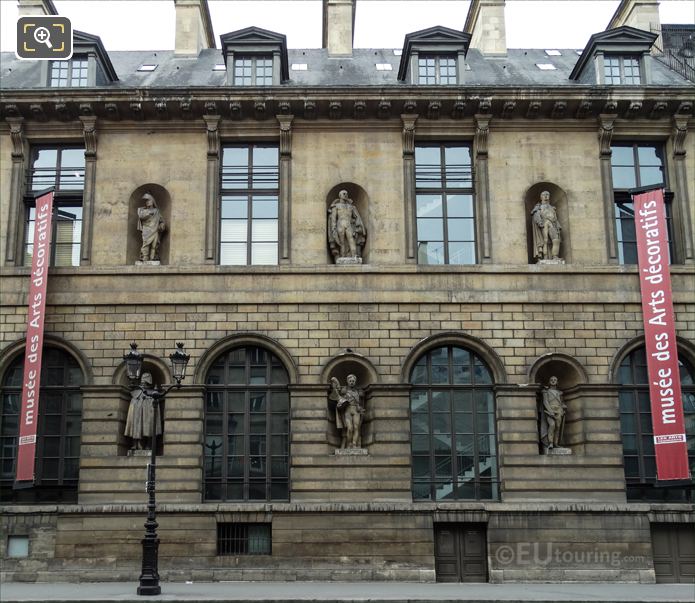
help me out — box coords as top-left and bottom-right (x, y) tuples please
(539, 375), (567, 453)
(531, 191), (562, 261)
(137, 193), (166, 263)
(327, 190), (366, 264)
(329, 374), (366, 449)
(125, 372), (162, 450)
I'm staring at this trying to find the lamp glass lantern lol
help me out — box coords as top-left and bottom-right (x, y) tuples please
(124, 342), (144, 382)
(169, 342), (190, 384)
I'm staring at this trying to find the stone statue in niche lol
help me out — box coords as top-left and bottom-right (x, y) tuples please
(327, 190), (367, 264)
(539, 375), (570, 455)
(531, 191), (563, 263)
(136, 192), (166, 264)
(125, 372), (162, 451)
(329, 374), (366, 450)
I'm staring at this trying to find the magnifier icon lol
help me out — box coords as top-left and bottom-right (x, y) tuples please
(33, 26), (53, 49)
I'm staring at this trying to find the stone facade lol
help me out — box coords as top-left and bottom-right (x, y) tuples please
(1, 0), (694, 585)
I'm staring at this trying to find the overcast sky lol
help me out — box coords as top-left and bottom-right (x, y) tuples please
(1, 0), (693, 52)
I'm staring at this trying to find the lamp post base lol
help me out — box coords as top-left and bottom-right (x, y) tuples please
(137, 584), (161, 596)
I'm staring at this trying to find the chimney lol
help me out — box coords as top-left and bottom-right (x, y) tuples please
(607, 0), (662, 52)
(17, 0), (58, 15)
(174, 0), (216, 56)
(322, 0), (356, 57)
(464, 0), (507, 57)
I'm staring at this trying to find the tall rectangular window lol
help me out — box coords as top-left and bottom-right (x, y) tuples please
(418, 56), (457, 84)
(604, 56), (641, 84)
(24, 147), (85, 267)
(49, 57), (89, 87)
(220, 145), (279, 265)
(610, 143), (672, 264)
(415, 144), (475, 264)
(234, 56), (273, 86)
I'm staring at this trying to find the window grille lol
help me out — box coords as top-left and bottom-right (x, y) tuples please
(217, 523), (271, 555)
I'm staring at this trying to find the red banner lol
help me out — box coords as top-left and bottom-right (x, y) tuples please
(634, 188), (690, 481)
(16, 190), (54, 485)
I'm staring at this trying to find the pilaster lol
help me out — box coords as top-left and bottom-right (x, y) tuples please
(401, 114), (418, 263)
(671, 116), (693, 263)
(5, 118), (26, 266)
(598, 114), (618, 263)
(278, 114), (293, 264)
(474, 114), (492, 263)
(203, 115), (220, 263)
(79, 116), (97, 265)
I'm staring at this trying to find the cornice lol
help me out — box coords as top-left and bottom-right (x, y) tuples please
(1, 87), (692, 124)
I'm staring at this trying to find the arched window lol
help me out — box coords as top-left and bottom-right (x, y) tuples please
(0, 347), (83, 503)
(409, 345), (499, 500)
(618, 347), (695, 501)
(204, 346), (290, 501)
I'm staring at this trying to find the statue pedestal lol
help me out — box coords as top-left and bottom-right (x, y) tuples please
(544, 446), (572, 456)
(127, 449), (151, 457)
(536, 258), (565, 265)
(135, 260), (161, 266)
(335, 448), (368, 456)
(336, 256), (362, 265)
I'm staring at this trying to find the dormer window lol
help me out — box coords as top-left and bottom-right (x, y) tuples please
(50, 56), (88, 87)
(604, 55), (641, 84)
(44, 30), (118, 88)
(234, 55), (273, 86)
(398, 26), (471, 85)
(570, 26), (656, 85)
(220, 27), (289, 87)
(418, 55), (457, 84)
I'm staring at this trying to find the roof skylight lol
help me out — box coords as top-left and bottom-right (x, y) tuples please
(376, 63), (393, 71)
(137, 64), (157, 72)
(291, 63), (308, 71)
(545, 50), (561, 56)
(536, 63), (557, 70)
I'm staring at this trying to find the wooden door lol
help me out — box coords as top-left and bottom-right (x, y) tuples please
(652, 523), (695, 583)
(434, 523), (487, 582)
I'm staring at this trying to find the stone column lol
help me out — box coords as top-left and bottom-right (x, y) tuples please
(474, 114), (492, 262)
(203, 115), (220, 263)
(401, 114), (417, 262)
(671, 116), (693, 263)
(4, 117), (25, 266)
(598, 114), (618, 263)
(80, 116), (97, 265)
(278, 115), (293, 264)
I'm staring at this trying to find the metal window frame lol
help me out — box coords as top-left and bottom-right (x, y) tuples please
(410, 345), (499, 502)
(233, 55), (274, 86)
(414, 143), (475, 265)
(203, 346), (290, 502)
(219, 144), (280, 266)
(417, 54), (458, 85)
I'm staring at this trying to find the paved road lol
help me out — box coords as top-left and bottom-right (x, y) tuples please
(1, 581), (694, 603)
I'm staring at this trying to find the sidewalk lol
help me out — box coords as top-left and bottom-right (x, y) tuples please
(1, 581), (694, 603)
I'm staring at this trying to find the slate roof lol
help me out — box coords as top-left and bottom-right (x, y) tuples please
(1, 46), (692, 90)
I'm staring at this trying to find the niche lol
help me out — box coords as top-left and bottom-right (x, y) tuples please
(325, 182), (370, 264)
(524, 182), (571, 264)
(322, 351), (377, 450)
(126, 184), (171, 265)
(115, 359), (168, 456)
(530, 353), (588, 455)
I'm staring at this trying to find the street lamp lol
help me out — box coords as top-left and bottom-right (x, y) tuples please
(123, 342), (190, 596)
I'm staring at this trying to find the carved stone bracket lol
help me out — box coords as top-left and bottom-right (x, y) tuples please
(401, 114), (417, 157)
(551, 101), (567, 119)
(427, 101), (440, 120)
(7, 117), (24, 160)
(353, 100), (366, 119)
(229, 101), (242, 120)
(377, 100), (392, 119)
(329, 100), (342, 120)
(673, 116), (688, 157)
(502, 101), (515, 119)
(576, 100), (592, 119)
(474, 114), (490, 157)
(598, 114), (617, 157)
(203, 115), (220, 158)
(80, 116), (98, 158)
(526, 101), (541, 119)
(278, 115), (293, 157)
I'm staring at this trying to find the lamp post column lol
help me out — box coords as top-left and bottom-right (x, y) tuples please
(137, 391), (161, 596)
